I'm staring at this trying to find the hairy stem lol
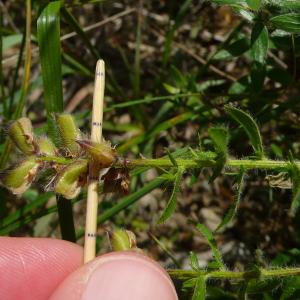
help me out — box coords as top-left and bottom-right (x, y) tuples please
(168, 267), (300, 281)
(38, 154), (298, 171)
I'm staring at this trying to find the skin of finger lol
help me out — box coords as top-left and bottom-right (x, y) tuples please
(50, 251), (178, 300)
(0, 237), (83, 300)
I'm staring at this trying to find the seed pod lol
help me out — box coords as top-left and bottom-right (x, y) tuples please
(36, 136), (57, 156)
(54, 159), (88, 199)
(8, 117), (36, 155)
(76, 139), (117, 168)
(111, 229), (137, 251)
(57, 114), (81, 155)
(1, 157), (40, 194)
(101, 167), (130, 195)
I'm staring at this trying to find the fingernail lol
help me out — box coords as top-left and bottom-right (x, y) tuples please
(82, 251), (178, 300)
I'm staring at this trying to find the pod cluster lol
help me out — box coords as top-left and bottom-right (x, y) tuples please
(0, 114), (119, 199)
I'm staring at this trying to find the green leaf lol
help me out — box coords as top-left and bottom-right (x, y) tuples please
(270, 14), (300, 33)
(280, 1), (300, 9)
(225, 105), (264, 159)
(158, 167), (184, 224)
(163, 83), (181, 94)
(37, 1), (76, 243)
(196, 223), (225, 270)
(208, 127), (229, 182)
(209, 127), (228, 155)
(281, 277), (300, 299)
(251, 22), (269, 63)
(166, 149), (179, 167)
(37, 1), (64, 138)
(250, 61), (266, 92)
(246, 0), (261, 10)
(213, 38), (250, 60)
(192, 276), (206, 300)
(190, 251), (201, 271)
(215, 168), (245, 231)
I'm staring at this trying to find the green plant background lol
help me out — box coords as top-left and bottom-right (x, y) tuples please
(1, 0), (300, 299)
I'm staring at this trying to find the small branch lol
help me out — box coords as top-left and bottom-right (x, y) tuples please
(84, 59), (105, 263)
(168, 267), (300, 281)
(37, 155), (300, 171)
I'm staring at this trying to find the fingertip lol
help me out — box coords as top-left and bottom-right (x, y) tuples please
(0, 237), (83, 300)
(51, 251), (178, 300)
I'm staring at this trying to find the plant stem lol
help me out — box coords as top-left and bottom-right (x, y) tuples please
(84, 59), (105, 263)
(168, 267), (300, 281)
(37, 155), (299, 170)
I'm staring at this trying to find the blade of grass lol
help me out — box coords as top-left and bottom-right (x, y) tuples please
(61, 7), (99, 59)
(37, 1), (76, 243)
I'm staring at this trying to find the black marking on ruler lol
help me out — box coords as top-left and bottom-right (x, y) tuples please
(87, 232), (97, 237)
(96, 71), (104, 77)
(92, 122), (102, 127)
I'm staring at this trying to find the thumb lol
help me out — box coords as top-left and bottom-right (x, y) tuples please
(50, 251), (178, 300)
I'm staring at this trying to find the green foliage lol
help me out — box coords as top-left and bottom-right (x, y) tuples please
(225, 106), (264, 159)
(246, 0), (261, 10)
(208, 127), (228, 181)
(215, 168), (245, 231)
(192, 276), (206, 300)
(196, 223), (225, 270)
(37, 1), (63, 138)
(250, 22), (268, 64)
(289, 158), (300, 215)
(270, 14), (300, 33)
(158, 167), (184, 224)
(2, 1), (300, 299)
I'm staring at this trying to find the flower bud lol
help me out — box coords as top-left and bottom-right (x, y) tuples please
(1, 157), (40, 194)
(111, 229), (137, 251)
(8, 118), (36, 155)
(57, 114), (81, 155)
(36, 136), (57, 156)
(76, 139), (117, 168)
(54, 159), (88, 199)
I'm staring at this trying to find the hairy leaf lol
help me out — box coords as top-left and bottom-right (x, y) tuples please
(192, 276), (206, 300)
(216, 168), (245, 231)
(190, 251), (201, 271)
(225, 105), (264, 159)
(251, 22), (268, 63)
(158, 167), (184, 224)
(196, 223), (225, 270)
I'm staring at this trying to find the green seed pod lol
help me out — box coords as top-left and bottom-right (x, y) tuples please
(8, 117), (36, 155)
(36, 136), (57, 156)
(1, 157), (40, 194)
(76, 139), (117, 168)
(54, 159), (88, 199)
(111, 229), (137, 251)
(57, 114), (81, 155)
